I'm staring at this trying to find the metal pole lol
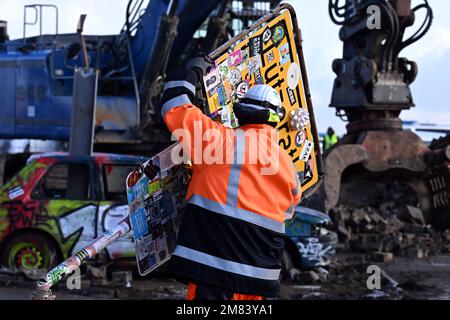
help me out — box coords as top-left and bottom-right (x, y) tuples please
(54, 5), (59, 35)
(77, 15), (90, 69)
(69, 68), (98, 156)
(31, 218), (131, 300)
(23, 6), (26, 42)
(69, 15), (97, 157)
(39, 5), (42, 37)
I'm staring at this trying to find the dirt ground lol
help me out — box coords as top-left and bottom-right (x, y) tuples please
(1, 253), (450, 300)
(280, 253), (450, 300)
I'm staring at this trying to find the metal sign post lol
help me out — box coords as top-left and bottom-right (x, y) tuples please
(69, 15), (98, 157)
(31, 218), (131, 300)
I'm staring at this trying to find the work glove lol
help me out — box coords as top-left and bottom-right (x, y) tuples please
(185, 53), (215, 82)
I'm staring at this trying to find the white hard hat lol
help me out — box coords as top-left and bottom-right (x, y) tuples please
(243, 85), (282, 110)
(234, 85), (284, 127)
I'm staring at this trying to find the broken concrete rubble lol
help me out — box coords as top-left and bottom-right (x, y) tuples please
(111, 271), (133, 287)
(330, 204), (450, 261)
(288, 267), (330, 285)
(371, 252), (394, 263)
(405, 205), (426, 225)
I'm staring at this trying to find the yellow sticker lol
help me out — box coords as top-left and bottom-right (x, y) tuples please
(210, 93), (221, 113)
(148, 180), (161, 195)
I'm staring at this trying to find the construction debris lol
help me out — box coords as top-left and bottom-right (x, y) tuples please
(288, 267), (329, 285)
(330, 203), (450, 261)
(371, 252), (394, 263)
(111, 271), (133, 287)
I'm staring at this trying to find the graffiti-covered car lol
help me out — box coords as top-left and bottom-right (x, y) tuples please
(0, 152), (147, 279)
(282, 206), (338, 276)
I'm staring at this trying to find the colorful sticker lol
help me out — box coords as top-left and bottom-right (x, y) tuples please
(302, 161), (314, 184)
(158, 143), (180, 172)
(236, 61), (246, 72)
(221, 105), (232, 128)
(299, 141), (314, 162)
(229, 111), (238, 128)
(227, 68), (242, 86)
(146, 254), (157, 267)
(211, 93), (221, 112)
(305, 166), (313, 180)
(295, 131), (306, 147)
(249, 36), (262, 57)
(227, 49), (243, 67)
(280, 43), (291, 65)
(254, 69), (265, 85)
(135, 240), (148, 260)
(140, 177), (151, 198)
(204, 68), (221, 92)
(210, 109), (221, 119)
(223, 80), (232, 98)
(134, 177), (147, 199)
(236, 81), (249, 98)
(298, 171), (305, 185)
(208, 87), (218, 97)
(147, 203), (162, 221)
(159, 249), (167, 261)
(272, 23), (285, 46)
(130, 208), (149, 240)
(148, 180), (162, 195)
(219, 61), (229, 78)
(8, 186), (24, 200)
(266, 51), (275, 64)
(287, 62), (300, 90)
(287, 87), (297, 105)
(263, 28), (272, 43)
(217, 85), (228, 105)
(246, 55), (262, 74)
(242, 48), (250, 62)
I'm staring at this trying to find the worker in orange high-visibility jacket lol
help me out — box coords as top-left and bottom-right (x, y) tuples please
(161, 55), (302, 300)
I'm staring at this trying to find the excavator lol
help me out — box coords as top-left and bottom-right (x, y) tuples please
(311, 0), (450, 230)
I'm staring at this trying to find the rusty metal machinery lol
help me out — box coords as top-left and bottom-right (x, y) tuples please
(313, 0), (450, 229)
(329, 0), (432, 131)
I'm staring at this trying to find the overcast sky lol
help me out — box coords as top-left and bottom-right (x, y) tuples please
(0, 0), (449, 135)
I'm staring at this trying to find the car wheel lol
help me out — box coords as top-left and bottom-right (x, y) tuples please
(0, 231), (61, 280)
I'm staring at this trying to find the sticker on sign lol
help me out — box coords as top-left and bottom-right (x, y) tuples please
(8, 186), (25, 200)
(299, 141), (314, 163)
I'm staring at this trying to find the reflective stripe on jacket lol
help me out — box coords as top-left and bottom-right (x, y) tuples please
(162, 99), (301, 231)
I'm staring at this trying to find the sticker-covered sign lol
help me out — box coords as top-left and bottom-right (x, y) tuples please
(203, 7), (321, 195)
(126, 144), (187, 276)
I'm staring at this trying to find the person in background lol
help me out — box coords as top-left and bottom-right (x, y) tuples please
(324, 127), (339, 151)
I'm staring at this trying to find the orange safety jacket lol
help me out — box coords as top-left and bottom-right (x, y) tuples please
(161, 72), (301, 297)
